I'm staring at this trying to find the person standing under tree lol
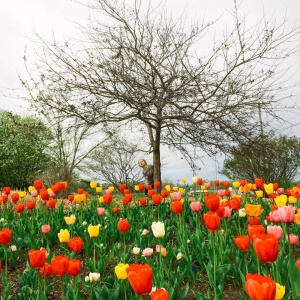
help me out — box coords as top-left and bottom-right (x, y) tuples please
(138, 159), (154, 193)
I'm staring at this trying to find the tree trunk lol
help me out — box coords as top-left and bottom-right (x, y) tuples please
(153, 130), (162, 187)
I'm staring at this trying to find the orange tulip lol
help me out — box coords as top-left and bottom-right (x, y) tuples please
(11, 193), (19, 203)
(26, 201), (36, 210)
(248, 225), (265, 241)
(67, 259), (81, 277)
(151, 288), (169, 300)
(118, 218), (130, 233)
(203, 212), (220, 232)
(152, 194), (162, 205)
(68, 237), (83, 253)
(154, 182), (161, 189)
(0, 228), (12, 245)
(139, 198), (147, 206)
(204, 194), (220, 212)
(233, 235), (251, 251)
(245, 273), (276, 300)
(160, 190), (168, 198)
(253, 234), (279, 263)
(28, 249), (46, 269)
(40, 262), (52, 276)
(248, 217), (261, 225)
(243, 204), (264, 217)
(214, 180), (220, 187)
(147, 189), (155, 198)
(51, 255), (69, 276)
(33, 180), (43, 190)
(126, 264), (153, 296)
(170, 201), (183, 214)
(103, 194), (112, 205)
(16, 203), (25, 213)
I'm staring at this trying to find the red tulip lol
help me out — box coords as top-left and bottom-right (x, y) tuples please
(222, 181), (230, 188)
(204, 194), (220, 212)
(103, 194), (112, 205)
(0, 228), (12, 245)
(139, 198), (147, 206)
(118, 218), (130, 233)
(120, 184), (126, 191)
(229, 197), (241, 210)
(170, 201), (183, 214)
(126, 264), (153, 296)
(16, 203), (25, 213)
(145, 184), (151, 190)
(152, 194), (162, 205)
(203, 212), (220, 232)
(0, 195), (8, 204)
(68, 237), (83, 253)
(113, 207), (119, 214)
(151, 288), (169, 300)
(160, 190), (168, 198)
(233, 235), (250, 251)
(11, 193), (19, 203)
(40, 189), (49, 201)
(138, 184), (145, 191)
(254, 178), (263, 188)
(33, 180), (43, 190)
(197, 178), (203, 185)
(26, 201), (36, 210)
(245, 273), (276, 300)
(248, 225), (265, 241)
(214, 180), (220, 187)
(253, 234), (279, 263)
(28, 249), (46, 268)
(68, 194), (75, 202)
(51, 256), (69, 276)
(248, 217), (261, 225)
(123, 188), (130, 194)
(2, 187), (10, 195)
(154, 181), (161, 189)
(67, 259), (81, 277)
(47, 199), (56, 209)
(40, 262), (52, 276)
(51, 184), (60, 194)
(78, 188), (84, 195)
(147, 189), (155, 198)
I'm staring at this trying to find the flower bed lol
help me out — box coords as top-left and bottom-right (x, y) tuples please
(0, 179), (300, 299)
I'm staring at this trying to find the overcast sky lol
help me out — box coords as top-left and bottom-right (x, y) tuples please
(1, 0), (300, 183)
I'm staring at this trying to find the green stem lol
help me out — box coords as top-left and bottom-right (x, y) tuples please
(244, 253), (248, 274)
(4, 247), (7, 278)
(93, 239), (96, 271)
(124, 280), (127, 300)
(212, 233), (216, 288)
(123, 234), (126, 262)
(257, 255), (261, 275)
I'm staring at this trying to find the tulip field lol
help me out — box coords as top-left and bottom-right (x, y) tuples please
(0, 179), (300, 299)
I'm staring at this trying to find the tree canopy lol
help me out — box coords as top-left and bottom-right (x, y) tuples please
(22, 0), (300, 183)
(0, 111), (53, 189)
(221, 134), (300, 183)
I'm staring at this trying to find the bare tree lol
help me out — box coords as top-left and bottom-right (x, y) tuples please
(21, 0), (300, 183)
(84, 134), (144, 190)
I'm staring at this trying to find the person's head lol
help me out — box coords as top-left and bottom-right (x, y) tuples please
(138, 159), (147, 168)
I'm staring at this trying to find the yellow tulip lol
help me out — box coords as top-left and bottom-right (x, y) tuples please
(275, 283), (285, 300)
(256, 190), (263, 198)
(264, 183), (274, 195)
(289, 196), (297, 204)
(134, 185), (139, 191)
(18, 191), (27, 198)
(180, 198), (184, 204)
(90, 181), (98, 189)
(98, 196), (104, 203)
(58, 229), (70, 243)
(47, 188), (52, 194)
(173, 186), (178, 191)
(114, 263), (129, 280)
(74, 195), (80, 202)
(243, 204), (264, 217)
(165, 185), (171, 192)
(275, 195), (287, 206)
(232, 181), (240, 188)
(96, 187), (102, 193)
(220, 199), (227, 205)
(108, 186), (114, 191)
(88, 225), (100, 238)
(181, 178), (187, 183)
(200, 185), (206, 190)
(64, 214), (76, 225)
(179, 188), (185, 194)
(28, 186), (35, 192)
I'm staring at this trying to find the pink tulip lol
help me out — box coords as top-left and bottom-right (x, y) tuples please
(31, 190), (38, 197)
(277, 188), (284, 195)
(97, 207), (105, 216)
(267, 225), (283, 240)
(49, 191), (56, 198)
(217, 190), (225, 197)
(204, 182), (211, 189)
(172, 192), (181, 201)
(142, 248), (153, 257)
(277, 205), (296, 223)
(286, 234), (299, 245)
(41, 224), (50, 234)
(105, 189), (112, 195)
(269, 210), (281, 223)
(223, 206), (232, 219)
(190, 201), (202, 212)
